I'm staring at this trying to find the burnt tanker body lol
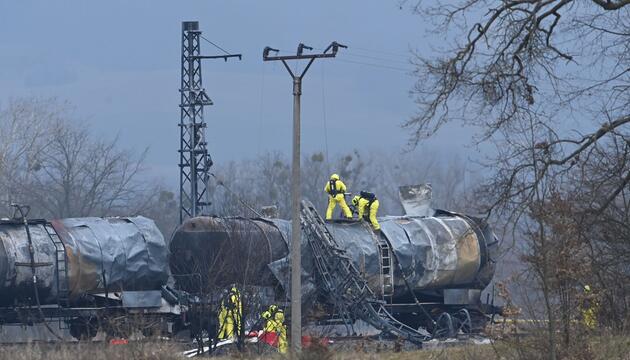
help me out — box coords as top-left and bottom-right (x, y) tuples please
(0, 216), (170, 323)
(0, 217), (169, 306)
(170, 199), (499, 331)
(0, 216), (169, 307)
(0, 214), (185, 340)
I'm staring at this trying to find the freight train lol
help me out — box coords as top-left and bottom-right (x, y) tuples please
(170, 186), (500, 338)
(0, 185), (500, 341)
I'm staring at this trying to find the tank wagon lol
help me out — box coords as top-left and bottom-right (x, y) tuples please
(170, 186), (500, 336)
(0, 212), (185, 340)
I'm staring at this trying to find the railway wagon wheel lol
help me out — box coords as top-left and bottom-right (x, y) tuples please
(432, 312), (455, 339)
(455, 308), (473, 334)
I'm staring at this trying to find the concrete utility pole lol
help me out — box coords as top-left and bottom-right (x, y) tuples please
(263, 42), (345, 353)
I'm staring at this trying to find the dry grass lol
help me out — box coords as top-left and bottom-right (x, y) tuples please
(1, 336), (629, 360)
(0, 341), (183, 360)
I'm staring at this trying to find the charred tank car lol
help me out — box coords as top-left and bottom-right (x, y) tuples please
(170, 185), (500, 335)
(0, 216), (168, 305)
(0, 214), (183, 339)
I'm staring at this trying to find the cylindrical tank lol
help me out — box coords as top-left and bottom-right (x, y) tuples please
(0, 216), (169, 306)
(169, 217), (289, 294)
(169, 211), (498, 300)
(330, 211), (497, 297)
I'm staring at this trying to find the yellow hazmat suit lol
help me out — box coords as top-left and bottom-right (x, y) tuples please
(260, 305), (286, 353)
(218, 287), (242, 339)
(581, 285), (599, 330)
(352, 194), (380, 230)
(274, 309), (288, 354)
(324, 174), (352, 220)
(261, 305), (278, 333)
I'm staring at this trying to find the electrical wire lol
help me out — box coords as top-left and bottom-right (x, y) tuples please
(347, 46), (410, 59)
(342, 51), (411, 66)
(312, 46), (411, 64)
(256, 63), (266, 155)
(199, 35), (232, 56)
(336, 58), (414, 73)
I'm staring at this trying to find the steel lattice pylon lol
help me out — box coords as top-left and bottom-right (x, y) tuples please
(179, 21), (213, 223)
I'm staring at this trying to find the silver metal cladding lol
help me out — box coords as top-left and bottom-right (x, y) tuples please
(0, 216), (169, 306)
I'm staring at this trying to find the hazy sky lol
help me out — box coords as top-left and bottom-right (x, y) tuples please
(0, 1), (480, 187)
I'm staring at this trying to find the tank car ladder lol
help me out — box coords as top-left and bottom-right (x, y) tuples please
(44, 223), (70, 307)
(301, 200), (430, 345)
(376, 235), (395, 302)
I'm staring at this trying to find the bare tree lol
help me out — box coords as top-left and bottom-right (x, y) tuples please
(137, 189), (180, 238)
(209, 152), (292, 218)
(405, 0), (629, 215)
(403, 1), (630, 357)
(209, 149), (475, 218)
(0, 98), (159, 220)
(301, 152), (329, 213)
(0, 98), (64, 214)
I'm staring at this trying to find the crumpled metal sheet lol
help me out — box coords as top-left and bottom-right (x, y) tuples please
(266, 218), (318, 307)
(53, 216), (169, 298)
(0, 216), (168, 306)
(398, 184), (434, 217)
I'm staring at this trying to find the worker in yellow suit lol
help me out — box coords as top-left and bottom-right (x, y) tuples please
(581, 285), (599, 330)
(218, 286), (242, 339)
(261, 304), (278, 334)
(260, 305), (286, 353)
(274, 309), (288, 354)
(324, 174), (352, 220)
(352, 191), (380, 230)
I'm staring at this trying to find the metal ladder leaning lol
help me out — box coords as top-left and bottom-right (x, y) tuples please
(44, 223), (70, 307)
(301, 200), (430, 344)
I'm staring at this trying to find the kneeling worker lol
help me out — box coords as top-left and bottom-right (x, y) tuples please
(324, 174), (353, 220)
(352, 191), (380, 231)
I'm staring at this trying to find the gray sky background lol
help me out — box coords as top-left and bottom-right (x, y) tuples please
(0, 1), (481, 188)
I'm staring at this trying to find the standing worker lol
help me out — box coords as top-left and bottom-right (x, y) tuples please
(261, 304), (278, 334)
(218, 285), (242, 340)
(352, 191), (380, 231)
(260, 304), (278, 345)
(259, 305), (286, 353)
(324, 174), (353, 220)
(581, 285), (599, 330)
(274, 309), (288, 354)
